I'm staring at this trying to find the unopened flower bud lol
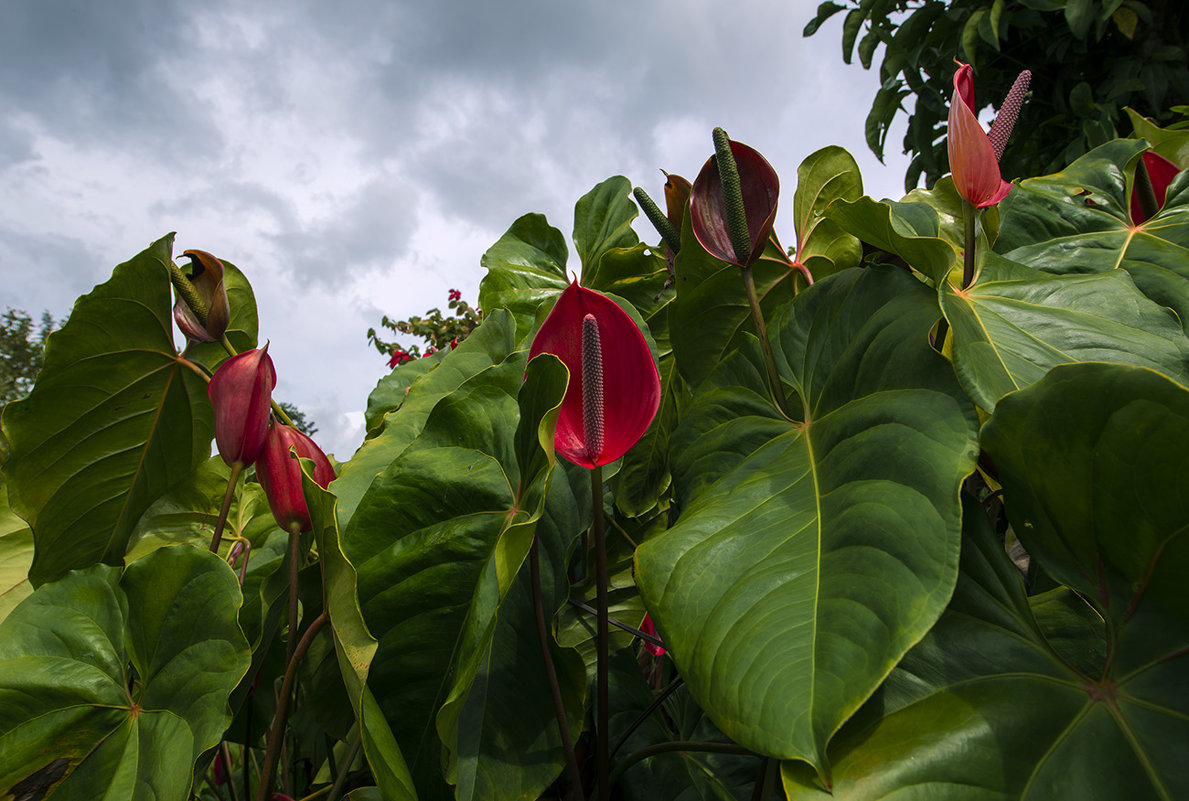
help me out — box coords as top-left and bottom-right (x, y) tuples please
(208, 346), (275, 466)
(255, 423), (335, 533)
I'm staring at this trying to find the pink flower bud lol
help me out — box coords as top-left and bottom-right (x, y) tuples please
(947, 61), (1015, 209)
(255, 423), (335, 533)
(207, 346), (275, 466)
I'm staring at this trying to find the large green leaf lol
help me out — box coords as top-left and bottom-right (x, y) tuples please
(783, 425), (1189, 801)
(0, 546), (249, 799)
(941, 251), (1189, 411)
(0, 481), (32, 624)
(637, 266), (979, 775)
(1, 234), (214, 586)
(333, 309), (519, 525)
(303, 461), (417, 801)
(791, 145), (863, 282)
(984, 363), (1189, 678)
(573, 175), (640, 284)
(996, 138), (1189, 329)
(826, 195), (958, 284)
(477, 214), (569, 343)
(343, 353), (585, 800)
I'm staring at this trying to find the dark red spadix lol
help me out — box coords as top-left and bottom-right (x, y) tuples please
(529, 281), (661, 468)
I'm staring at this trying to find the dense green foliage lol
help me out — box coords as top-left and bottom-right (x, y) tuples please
(805, 0), (1189, 190)
(2, 91), (1189, 801)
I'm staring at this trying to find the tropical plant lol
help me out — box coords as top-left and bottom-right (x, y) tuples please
(2, 67), (1189, 801)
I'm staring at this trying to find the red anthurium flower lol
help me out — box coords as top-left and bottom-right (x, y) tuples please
(529, 281), (660, 468)
(948, 62), (1014, 209)
(690, 138), (779, 268)
(208, 346), (275, 466)
(640, 613), (666, 657)
(255, 423), (335, 533)
(174, 249), (231, 343)
(1131, 151), (1182, 224)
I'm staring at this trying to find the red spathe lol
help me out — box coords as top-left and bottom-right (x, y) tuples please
(529, 281), (661, 468)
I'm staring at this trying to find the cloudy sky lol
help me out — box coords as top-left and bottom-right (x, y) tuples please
(0, 0), (911, 458)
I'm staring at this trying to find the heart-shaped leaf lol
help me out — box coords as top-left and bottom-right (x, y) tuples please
(637, 266), (978, 774)
(941, 251), (1189, 411)
(826, 196), (959, 284)
(0, 546), (249, 799)
(791, 146), (863, 282)
(996, 138), (1189, 331)
(573, 175), (640, 284)
(1, 234), (215, 586)
(334, 309), (520, 525)
(783, 381), (1189, 801)
(477, 214), (570, 343)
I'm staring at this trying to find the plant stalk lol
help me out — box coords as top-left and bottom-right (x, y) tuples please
(962, 199), (977, 289)
(592, 463), (609, 801)
(221, 741), (241, 801)
(741, 266), (790, 417)
(530, 535), (584, 796)
(286, 522), (303, 666)
(210, 461), (244, 553)
(608, 741), (754, 790)
(256, 612), (330, 801)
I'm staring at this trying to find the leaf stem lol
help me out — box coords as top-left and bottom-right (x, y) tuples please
(610, 676), (685, 759)
(530, 534), (584, 796)
(592, 462), (609, 801)
(567, 600), (665, 651)
(210, 461), (244, 553)
(962, 199), (977, 289)
(286, 522), (302, 666)
(741, 265), (790, 417)
(256, 612), (330, 801)
(326, 726), (362, 801)
(608, 741), (755, 790)
(221, 741), (241, 801)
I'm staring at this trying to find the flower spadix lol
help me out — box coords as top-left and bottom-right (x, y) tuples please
(208, 346), (276, 466)
(690, 135), (779, 268)
(529, 281), (660, 468)
(174, 249), (231, 343)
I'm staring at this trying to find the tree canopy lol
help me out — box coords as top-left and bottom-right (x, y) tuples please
(805, 0), (1189, 190)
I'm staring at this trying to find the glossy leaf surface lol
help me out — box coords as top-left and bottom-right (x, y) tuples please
(1, 234), (214, 585)
(637, 266), (978, 773)
(0, 546), (249, 799)
(784, 377), (1189, 801)
(343, 351), (584, 800)
(941, 252), (1189, 411)
(791, 145), (863, 282)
